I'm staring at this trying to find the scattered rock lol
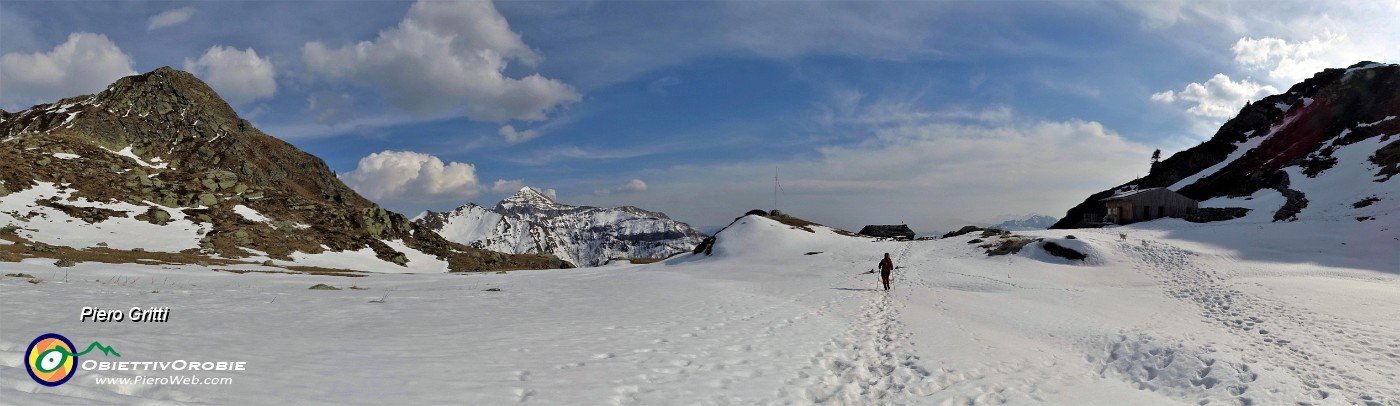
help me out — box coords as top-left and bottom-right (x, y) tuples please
(308, 283), (340, 290)
(967, 239), (983, 244)
(54, 258), (78, 267)
(1353, 196), (1380, 208)
(804, 251), (822, 255)
(483, 287), (502, 292)
(5, 273), (36, 278)
(982, 235), (1037, 256)
(496, 271), (508, 274)
(27, 242), (57, 254)
(1065, 235), (1077, 239)
(348, 285), (368, 290)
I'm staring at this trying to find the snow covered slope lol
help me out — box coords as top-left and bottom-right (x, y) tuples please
(4, 214), (1395, 404)
(1056, 61), (1400, 228)
(416, 187), (706, 267)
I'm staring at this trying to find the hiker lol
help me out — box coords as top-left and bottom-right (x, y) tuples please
(878, 253), (894, 290)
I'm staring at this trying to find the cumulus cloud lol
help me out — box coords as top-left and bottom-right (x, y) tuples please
(302, 0), (580, 121)
(490, 179), (527, 193)
(183, 46), (277, 105)
(0, 32), (135, 107)
(594, 178), (648, 195)
(1154, 74), (1275, 119)
(1232, 34), (1352, 85)
(499, 124), (540, 144)
(340, 151), (482, 206)
(148, 7), (195, 31)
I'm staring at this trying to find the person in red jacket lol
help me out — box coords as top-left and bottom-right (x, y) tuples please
(878, 253), (894, 290)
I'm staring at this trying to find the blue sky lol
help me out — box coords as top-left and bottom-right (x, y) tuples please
(3, 1), (1397, 232)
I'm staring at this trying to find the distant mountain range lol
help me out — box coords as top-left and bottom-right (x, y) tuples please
(992, 214), (1059, 231)
(415, 187), (706, 267)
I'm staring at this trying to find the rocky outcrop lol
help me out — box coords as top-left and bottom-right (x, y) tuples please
(1053, 62), (1400, 228)
(0, 67), (564, 271)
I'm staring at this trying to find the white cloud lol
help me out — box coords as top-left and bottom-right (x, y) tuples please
(594, 178), (648, 196)
(183, 46), (277, 105)
(1160, 74), (1275, 120)
(148, 7), (195, 31)
(1151, 73), (1277, 137)
(340, 151), (482, 206)
(490, 179), (527, 193)
(499, 124), (540, 144)
(0, 32), (135, 107)
(1232, 34), (1352, 85)
(302, 0), (580, 121)
(621, 179), (648, 192)
(602, 107), (1153, 232)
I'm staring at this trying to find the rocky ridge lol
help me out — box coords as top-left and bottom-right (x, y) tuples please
(0, 67), (564, 272)
(1052, 61), (1400, 228)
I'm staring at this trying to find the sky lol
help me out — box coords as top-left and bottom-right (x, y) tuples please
(2, 0), (1397, 233)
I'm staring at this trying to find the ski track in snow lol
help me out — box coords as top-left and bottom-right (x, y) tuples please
(1119, 237), (1400, 405)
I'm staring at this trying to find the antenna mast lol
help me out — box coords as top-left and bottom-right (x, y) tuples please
(773, 167), (781, 213)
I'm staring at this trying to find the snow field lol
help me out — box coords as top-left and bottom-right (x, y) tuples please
(1, 215), (1396, 405)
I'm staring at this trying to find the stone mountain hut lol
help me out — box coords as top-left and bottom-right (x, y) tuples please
(1099, 187), (1198, 224)
(858, 225), (916, 240)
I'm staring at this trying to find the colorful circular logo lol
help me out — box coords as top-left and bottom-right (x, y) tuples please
(26, 333), (77, 387)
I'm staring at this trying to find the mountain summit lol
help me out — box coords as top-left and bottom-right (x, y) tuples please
(416, 188), (706, 267)
(1053, 61), (1399, 228)
(0, 67), (563, 271)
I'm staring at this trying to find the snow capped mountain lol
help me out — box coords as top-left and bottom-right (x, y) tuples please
(991, 214), (1058, 231)
(1055, 61), (1400, 228)
(416, 187), (706, 267)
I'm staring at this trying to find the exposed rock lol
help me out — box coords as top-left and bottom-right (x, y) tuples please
(1184, 208), (1252, 223)
(1042, 241), (1087, 261)
(942, 225), (985, 239)
(308, 283), (340, 290)
(54, 258), (77, 267)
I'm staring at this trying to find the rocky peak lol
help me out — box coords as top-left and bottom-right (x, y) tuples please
(1, 67), (568, 272)
(496, 187), (565, 216)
